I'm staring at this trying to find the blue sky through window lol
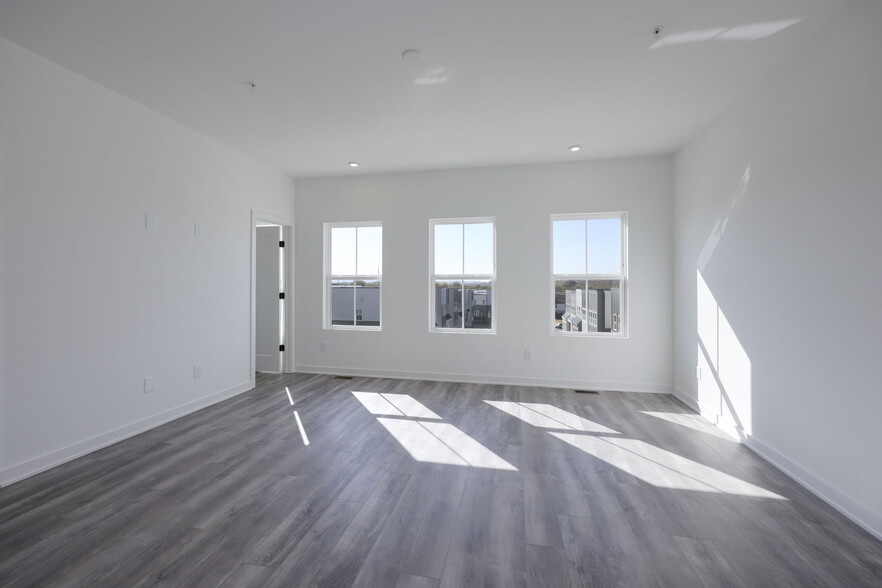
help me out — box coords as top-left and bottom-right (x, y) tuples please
(434, 224), (463, 274)
(435, 222), (494, 275)
(587, 218), (621, 274)
(331, 225), (382, 276)
(553, 217), (621, 275)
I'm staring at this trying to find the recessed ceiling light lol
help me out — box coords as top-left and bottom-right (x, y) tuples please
(401, 49), (422, 63)
(568, 145), (582, 152)
(348, 161), (360, 168)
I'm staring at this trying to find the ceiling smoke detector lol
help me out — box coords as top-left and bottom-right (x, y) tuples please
(651, 26), (663, 38)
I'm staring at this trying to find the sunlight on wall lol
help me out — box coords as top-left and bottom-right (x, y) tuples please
(718, 308), (752, 434)
(698, 166), (751, 271)
(652, 19), (801, 49)
(697, 274), (723, 415)
(697, 271), (752, 435)
(483, 400), (619, 434)
(551, 433), (783, 499)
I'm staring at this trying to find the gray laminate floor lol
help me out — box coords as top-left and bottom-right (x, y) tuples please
(1, 373), (881, 587)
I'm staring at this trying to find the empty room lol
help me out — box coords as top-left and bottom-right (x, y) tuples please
(1, 0), (881, 586)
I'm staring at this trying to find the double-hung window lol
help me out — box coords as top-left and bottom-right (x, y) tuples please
(430, 218), (495, 332)
(324, 222), (382, 330)
(551, 213), (627, 336)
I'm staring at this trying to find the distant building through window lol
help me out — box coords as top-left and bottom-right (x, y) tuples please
(430, 218), (495, 332)
(552, 213), (626, 335)
(324, 221), (382, 330)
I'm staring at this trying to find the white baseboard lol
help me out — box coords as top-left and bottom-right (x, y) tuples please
(671, 386), (743, 438)
(672, 386), (881, 541)
(671, 385), (700, 411)
(742, 434), (882, 542)
(295, 364), (671, 394)
(0, 380), (253, 487)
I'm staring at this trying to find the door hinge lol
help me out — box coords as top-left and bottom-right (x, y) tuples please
(279, 344), (285, 352)
(279, 240), (285, 247)
(279, 292), (285, 300)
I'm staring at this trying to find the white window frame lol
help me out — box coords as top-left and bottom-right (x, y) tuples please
(550, 212), (628, 337)
(429, 217), (496, 334)
(323, 221), (382, 331)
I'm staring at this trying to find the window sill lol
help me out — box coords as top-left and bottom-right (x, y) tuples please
(430, 328), (496, 335)
(551, 330), (628, 338)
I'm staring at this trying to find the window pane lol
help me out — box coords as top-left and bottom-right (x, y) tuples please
(355, 279), (380, 326)
(357, 226), (382, 276)
(434, 224), (463, 275)
(586, 279), (622, 333)
(463, 223), (494, 275)
(464, 280), (492, 329)
(587, 218), (621, 274)
(555, 279), (586, 332)
(331, 227), (356, 275)
(434, 280), (462, 328)
(553, 220), (586, 274)
(330, 279), (355, 325)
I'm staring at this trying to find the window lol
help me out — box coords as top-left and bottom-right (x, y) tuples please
(324, 222), (382, 330)
(552, 213), (626, 336)
(430, 218), (495, 332)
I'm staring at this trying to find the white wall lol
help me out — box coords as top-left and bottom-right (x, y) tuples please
(0, 36), (295, 484)
(673, 0), (882, 539)
(295, 157), (673, 392)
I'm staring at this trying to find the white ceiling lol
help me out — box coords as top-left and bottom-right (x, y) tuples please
(0, 0), (852, 178)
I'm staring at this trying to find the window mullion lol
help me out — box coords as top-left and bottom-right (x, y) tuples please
(460, 224), (466, 329)
(353, 228), (358, 325)
(584, 218), (589, 275)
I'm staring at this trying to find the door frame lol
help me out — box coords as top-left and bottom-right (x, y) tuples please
(251, 209), (294, 388)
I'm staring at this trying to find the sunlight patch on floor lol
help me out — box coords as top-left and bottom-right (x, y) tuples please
(641, 411), (736, 441)
(293, 411), (310, 446)
(485, 400), (618, 433)
(352, 391), (441, 419)
(382, 393), (442, 419)
(551, 433), (784, 499)
(377, 418), (516, 470)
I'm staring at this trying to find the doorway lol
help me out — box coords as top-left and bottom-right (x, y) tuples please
(251, 210), (293, 384)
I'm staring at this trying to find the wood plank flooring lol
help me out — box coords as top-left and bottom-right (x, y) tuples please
(2, 373), (881, 587)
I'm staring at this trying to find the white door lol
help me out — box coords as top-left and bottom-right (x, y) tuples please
(256, 225), (282, 372)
